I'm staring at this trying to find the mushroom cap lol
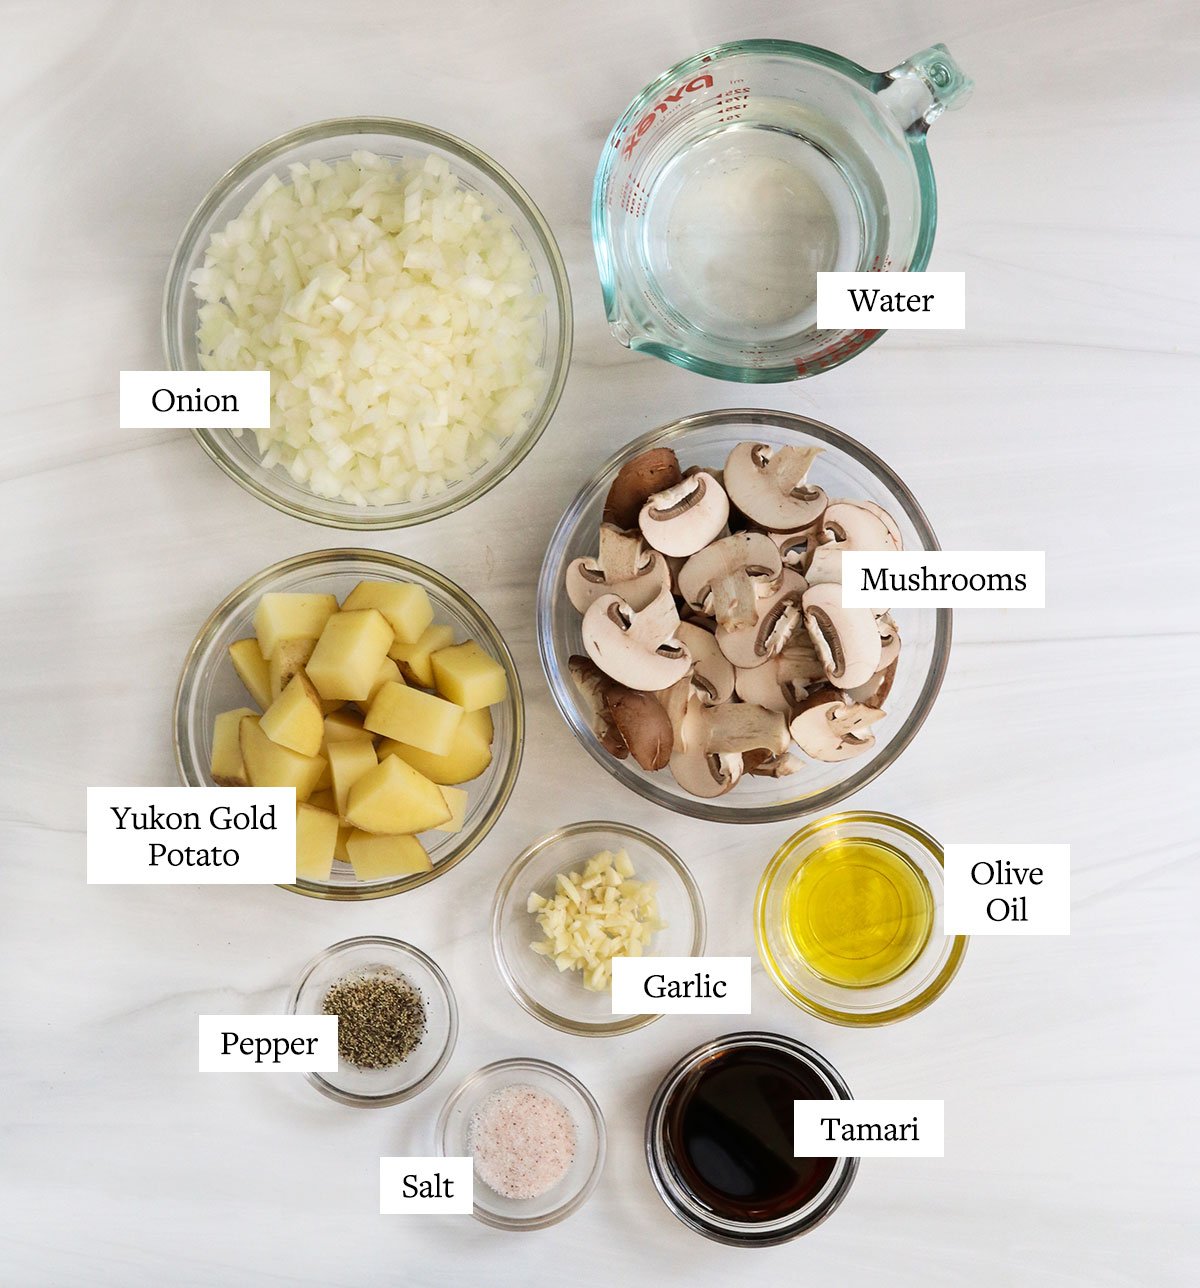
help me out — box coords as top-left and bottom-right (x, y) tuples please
(846, 658), (897, 710)
(854, 499), (903, 550)
(802, 583), (882, 690)
(604, 447), (681, 529)
(789, 687), (885, 762)
(565, 547), (671, 614)
(605, 685), (673, 771)
(743, 748), (804, 778)
(724, 442), (828, 532)
(638, 473), (731, 558)
(675, 622), (736, 705)
(568, 655), (627, 758)
(735, 657), (806, 714)
(715, 570), (807, 669)
(676, 532), (783, 628)
(819, 500), (897, 551)
(580, 591), (692, 692)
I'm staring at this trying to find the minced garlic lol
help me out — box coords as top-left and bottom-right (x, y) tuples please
(527, 848), (664, 990)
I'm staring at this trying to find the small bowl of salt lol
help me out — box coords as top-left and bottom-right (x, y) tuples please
(436, 1058), (606, 1229)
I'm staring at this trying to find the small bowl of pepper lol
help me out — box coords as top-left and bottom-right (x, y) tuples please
(289, 935), (458, 1106)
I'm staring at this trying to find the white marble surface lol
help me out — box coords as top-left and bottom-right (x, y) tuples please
(2, 1), (1197, 1284)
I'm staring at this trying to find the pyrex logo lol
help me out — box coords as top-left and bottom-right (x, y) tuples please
(616, 74), (714, 158)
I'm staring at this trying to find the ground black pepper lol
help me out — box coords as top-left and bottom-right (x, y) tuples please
(322, 970), (426, 1069)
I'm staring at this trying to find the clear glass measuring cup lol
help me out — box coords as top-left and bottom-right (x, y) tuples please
(592, 40), (971, 382)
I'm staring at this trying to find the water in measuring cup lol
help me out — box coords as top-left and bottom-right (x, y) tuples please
(642, 110), (865, 344)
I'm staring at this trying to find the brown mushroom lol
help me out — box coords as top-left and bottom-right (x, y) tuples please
(675, 622), (736, 705)
(743, 748), (805, 778)
(716, 570), (807, 669)
(789, 687), (887, 762)
(801, 583), (882, 690)
(565, 525), (672, 614)
(676, 532), (783, 631)
(568, 655), (627, 758)
(698, 702), (790, 756)
(724, 443), (827, 532)
(668, 693), (743, 798)
(581, 586), (692, 692)
(638, 472), (731, 558)
(604, 447), (681, 529)
(604, 685), (673, 771)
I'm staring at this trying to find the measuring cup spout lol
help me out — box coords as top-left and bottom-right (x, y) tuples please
(877, 44), (972, 132)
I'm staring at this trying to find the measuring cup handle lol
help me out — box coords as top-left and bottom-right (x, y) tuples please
(878, 44), (973, 131)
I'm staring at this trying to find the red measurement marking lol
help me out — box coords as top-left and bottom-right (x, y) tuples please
(614, 74), (715, 159)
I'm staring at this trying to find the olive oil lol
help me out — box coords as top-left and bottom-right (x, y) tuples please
(662, 1043), (836, 1222)
(784, 838), (934, 988)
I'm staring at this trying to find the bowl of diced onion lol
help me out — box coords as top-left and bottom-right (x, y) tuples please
(491, 821), (706, 1036)
(163, 118), (572, 528)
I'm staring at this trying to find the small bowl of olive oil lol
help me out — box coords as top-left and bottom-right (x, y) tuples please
(755, 812), (967, 1025)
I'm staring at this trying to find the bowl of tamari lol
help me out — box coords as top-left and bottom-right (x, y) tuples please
(755, 810), (968, 1025)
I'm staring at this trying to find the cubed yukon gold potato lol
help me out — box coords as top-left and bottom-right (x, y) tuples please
(260, 672), (324, 757)
(253, 593), (338, 659)
(295, 804), (339, 882)
(377, 707), (494, 785)
(229, 638), (272, 710)
(345, 831), (432, 881)
(365, 681), (463, 755)
(334, 821), (353, 864)
(308, 788), (337, 813)
(328, 739), (378, 817)
(433, 785), (469, 834)
(345, 755), (450, 835)
(305, 609), (394, 702)
(389, 622), (455, 686)
(211, 707), (256, 786)
(314, 757), (333, 792)
(343, 580), (434, 645)
(359, 656), (403, 709)
(238, 716), (326, 802)
(269, 638), (316, 701)
(431, 640), (508, 711)
(323, 710), (373, 744)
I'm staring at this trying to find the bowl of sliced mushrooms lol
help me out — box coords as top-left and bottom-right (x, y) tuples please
(537, 409), (951, 823)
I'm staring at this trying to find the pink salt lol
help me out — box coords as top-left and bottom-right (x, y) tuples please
(468, 1083), (577, 1201)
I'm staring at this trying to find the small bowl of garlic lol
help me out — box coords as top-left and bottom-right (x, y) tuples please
(491, 821), (706, 1036)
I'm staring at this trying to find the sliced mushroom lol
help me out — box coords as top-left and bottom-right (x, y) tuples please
(604, 447), (681, 529)
(770, 528), (812, 569)
(668, 694), (743, 797)
(605, 686), (673, 771)
(846, 658), (897, 709)
(581, 586), (692, 692)
(778, 633), (827, 687)
(677, 532), (783, 631)
(638, 473), (731, 558)
(568, 655), (627, 758)
(789, 687), (887, 762)
(699, 702), (790, 756)
(734, 654), (811, 714)
(743, 748), (805, 778)
(565, 526), (672, 614)
(724, 443), (827, 532)
(716, 570), (807, 669)
(820, 500), (897, 551)
(856, 499), (903, 549)
(802, 583), (882, 690)
(675, 622), (735, 705)
(876, 613), (901, 669)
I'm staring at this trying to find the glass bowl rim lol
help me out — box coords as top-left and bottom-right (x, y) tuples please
(172, 547), (524, 899)
(490, 819), (707, 1036)
(435, 1056), (607, 1229)
(754, 810), (969, 1025)
(591, 39), (938, 383)
(536, 407), (952, 823)
(162, 114), (573, 529)
(287, 934), (459, 1107)
(644, 1029), (860, 1245)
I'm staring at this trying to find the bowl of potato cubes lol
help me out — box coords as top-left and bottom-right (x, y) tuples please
(174, 549), (523, 898)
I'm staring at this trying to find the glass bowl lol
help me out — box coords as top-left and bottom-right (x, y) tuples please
(288, 936), (457, 1107)
(491, 821), (706, 1036)
(537, 408), (951, 823)
(162, 117), (572, 529)
(756, 811), (968, 1025)
(174, 549), (523, 898)
(645, 1032), (859, 1246)
(436, 1058), (606, 1230)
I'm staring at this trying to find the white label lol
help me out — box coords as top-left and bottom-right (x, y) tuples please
(840, 551), (1046, 608)
(610, 956), (752, 1014)
(944, 844), (1071, 935)
(119, 370), (271, 429)
(198, 1015), (338, 1072)
(794, 1100), (944, 1158)
(817, 272), (965, 328)
(380, 1158), (474, 1214)
(86, 787), (296, 884)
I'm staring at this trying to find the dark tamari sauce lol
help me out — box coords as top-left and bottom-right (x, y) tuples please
(663, 1043), (836, 1222)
